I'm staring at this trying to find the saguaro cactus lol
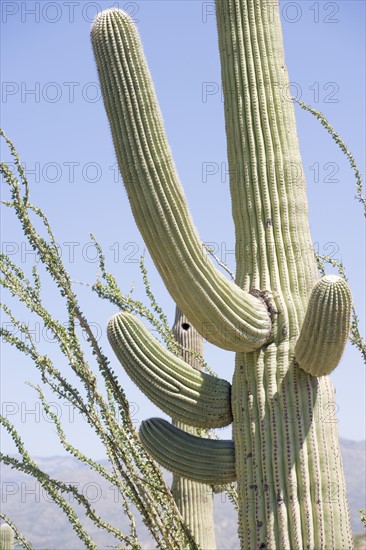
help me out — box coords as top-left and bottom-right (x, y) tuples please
(92, 2), (353, 548)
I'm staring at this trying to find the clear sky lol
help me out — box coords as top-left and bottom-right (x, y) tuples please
(1, 1), (365, 460)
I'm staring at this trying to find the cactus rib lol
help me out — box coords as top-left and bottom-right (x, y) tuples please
(107, 312), (232, 428)
(295, 275), (352, 376)
(140, 418), (236, 485)
(91, 8), (271, 353)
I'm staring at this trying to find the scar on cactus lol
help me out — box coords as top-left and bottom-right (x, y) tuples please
(92, 3), (354, 549)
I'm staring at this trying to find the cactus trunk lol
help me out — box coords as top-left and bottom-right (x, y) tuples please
(171, 474), (215, 549)
(216, 1), (353, 547)
(232, 350), (352, 548)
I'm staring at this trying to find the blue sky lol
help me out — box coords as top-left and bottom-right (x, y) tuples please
(1, 1), (365, 459)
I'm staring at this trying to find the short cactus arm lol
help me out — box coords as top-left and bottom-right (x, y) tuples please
(140, 418), (236, 485)
(91, 9), (272, 353)
(107, 312), (233, 428)
(295, 275), (352, 376)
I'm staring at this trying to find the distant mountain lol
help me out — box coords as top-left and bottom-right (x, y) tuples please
(1, 439), (365, 549)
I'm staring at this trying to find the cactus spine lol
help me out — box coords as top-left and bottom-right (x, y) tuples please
(93, 2), (353, 548)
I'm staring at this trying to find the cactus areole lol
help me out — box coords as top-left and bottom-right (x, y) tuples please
(92, 2), (353, 548)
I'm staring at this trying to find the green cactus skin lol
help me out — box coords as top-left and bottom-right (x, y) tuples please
(93, 2), (354, 548)
(0, 524), (14, 550)
(107, 312), (232, 428)
(171, 308), (217, 549)
(91, 8), (271, 353)
(295, 275), (352, 376)
(140, 418), (236, 486)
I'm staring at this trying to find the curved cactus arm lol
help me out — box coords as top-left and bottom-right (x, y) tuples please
(294, 275), (352, 376)
(140, 418), (236, 485)
(91, 9), (272, 353)
(107, 312), (233, 428)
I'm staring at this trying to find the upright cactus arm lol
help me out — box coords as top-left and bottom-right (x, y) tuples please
(216, 1), (319, 324)
(107, 312), (233, 428)
(91, 9), (272, 353)
(140, 418), (236, 485)
(295, 275), (352, 376)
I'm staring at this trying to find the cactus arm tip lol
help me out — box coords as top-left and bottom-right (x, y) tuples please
(295, 275), (352, 376)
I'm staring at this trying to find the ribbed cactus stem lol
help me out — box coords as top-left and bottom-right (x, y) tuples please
(140, 418), (236, 485)
(295, 275), (352, 376)
(216, 2), (353, 547)
(91, 8), (272, 353)
(107, 312), (232, 428)
(171, 308), (216, 549)
(0, 524), (14, 550)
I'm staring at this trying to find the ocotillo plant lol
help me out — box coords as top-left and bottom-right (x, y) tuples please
(171, 308), (216, 549)
(92, 2), (354, 548)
